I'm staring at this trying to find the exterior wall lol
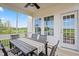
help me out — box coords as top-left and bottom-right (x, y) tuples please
(28, 4), (79, 51)
(77, 11), (79, 51)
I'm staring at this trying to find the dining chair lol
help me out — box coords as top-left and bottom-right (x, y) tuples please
(0, 43), (8, 56)
(31, 34), (38, 41)
(10, 34), (21, 54)
(37, 35), (47, 44)
(8, 47), (21, 55)
(39, 40), (59, 56)
(10, 34), (19, 40)
(36, 35), (48, 55)
(0, 43), (21, 56)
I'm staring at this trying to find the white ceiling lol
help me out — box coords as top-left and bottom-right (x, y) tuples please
(4, 3), (56, 11)
(0, 3), (78, 16)
(5, 4), (56, 11)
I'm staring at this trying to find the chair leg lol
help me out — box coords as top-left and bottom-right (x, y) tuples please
(45, 43), (48, 55)
(30, 52), (38, 56)
(2, 49), (8, 56)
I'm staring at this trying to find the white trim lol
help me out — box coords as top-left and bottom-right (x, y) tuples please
(16, 12), (18, 34)
(61, 10), (78, 50)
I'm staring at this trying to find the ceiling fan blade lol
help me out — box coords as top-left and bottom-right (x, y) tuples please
(33, 3), (40, 9)
(24, 3), (31, 7)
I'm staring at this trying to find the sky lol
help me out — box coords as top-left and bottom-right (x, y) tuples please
(0, 7), (29, 28)
(0, 6), (75, 29)
(64, 18), (75, 29)
(33, 16), (75, 29)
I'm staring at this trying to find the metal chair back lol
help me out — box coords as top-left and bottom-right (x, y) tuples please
(50, 40), (59, 56)
(1, 43), (8, 56)
(10, 34), (19, 40)
(38, 35), (47, 44)
(31, 34), (38, 41)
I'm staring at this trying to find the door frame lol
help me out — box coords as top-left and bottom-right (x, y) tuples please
(61, 10), (78, 50)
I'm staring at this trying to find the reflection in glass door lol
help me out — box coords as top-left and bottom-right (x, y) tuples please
(63, 14), (75, 44)
(62, 11), (77, 50)
(34, 18), (41, 34)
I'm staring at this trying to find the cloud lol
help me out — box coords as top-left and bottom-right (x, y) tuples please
(0, 17), (5, 20)
(0, 17), (7, 23)
(0, 7), (4, 12)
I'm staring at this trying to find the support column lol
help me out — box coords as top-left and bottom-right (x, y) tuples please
(27, 16), (33, 38)
(16, 12), (18, 34)
(41, 17), (44, 35)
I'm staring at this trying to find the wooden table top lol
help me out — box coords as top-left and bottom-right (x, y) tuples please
(10, 39), (37, 55)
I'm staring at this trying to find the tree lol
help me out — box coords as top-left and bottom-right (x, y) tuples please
(0, 19), (3, 33)
(0, 19), (3, 28)
(0, 19), (11, 34)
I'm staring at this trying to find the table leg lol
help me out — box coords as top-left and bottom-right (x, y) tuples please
(30, 52), (33, 56)
(10, 42), (15, 49)
(10, 42), (12, 49)
(45, 43), (48, 56)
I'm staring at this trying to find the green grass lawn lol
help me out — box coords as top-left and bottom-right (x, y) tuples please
(0, 39), (10, 48)
(63, 29), (75, 38)
(0, 28), (27, 48)
(0, 28), (27, 34)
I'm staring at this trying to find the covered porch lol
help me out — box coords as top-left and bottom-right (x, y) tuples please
(0, 3), (79, 56)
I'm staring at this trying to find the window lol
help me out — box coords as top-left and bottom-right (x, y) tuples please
(44, 16), (54, 35)
(34, 18), (41, 34)
(63, 14), (75, 44)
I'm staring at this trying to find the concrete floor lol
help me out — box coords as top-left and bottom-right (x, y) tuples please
(0, 47), (79, 56)
(56, 47), (79, 56)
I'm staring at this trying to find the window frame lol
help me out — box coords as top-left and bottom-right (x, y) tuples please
(44, 16), (54, 36)
(34, 17), (41, 34)
(63, 14), (75, 44)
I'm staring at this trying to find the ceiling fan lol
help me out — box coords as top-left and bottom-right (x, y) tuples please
(24, 3), (40, 9)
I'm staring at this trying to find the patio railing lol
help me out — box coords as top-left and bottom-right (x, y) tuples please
(0, 39), (10, 48)
(0, 34), (27, 48)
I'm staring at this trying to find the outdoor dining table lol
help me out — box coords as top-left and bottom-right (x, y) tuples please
(18, 38), (47, 55)
(10, 39), (37, 56)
